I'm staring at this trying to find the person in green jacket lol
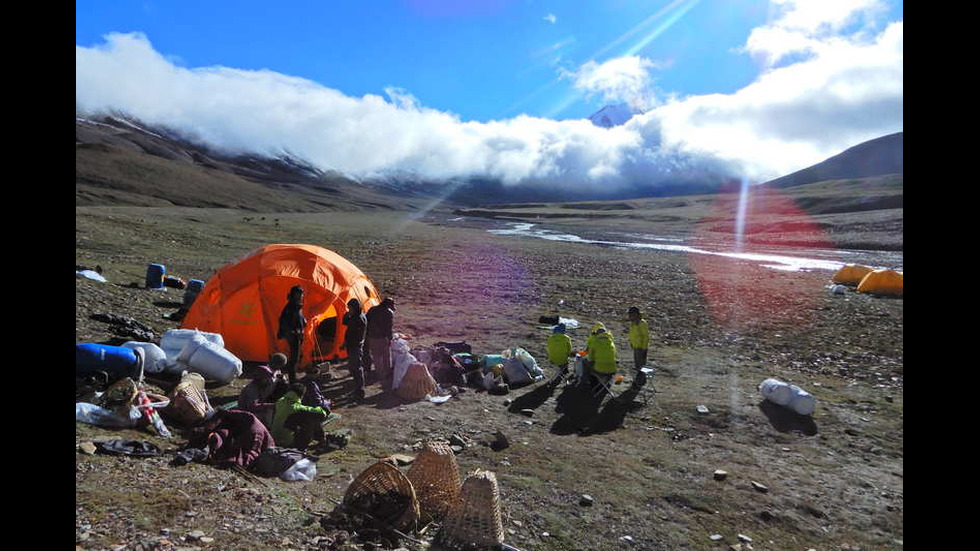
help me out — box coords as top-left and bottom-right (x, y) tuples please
(627, 306), (651, 386)
(271, 383), (328, 449)
(585, 322), (618, 385)
(546, 323), (573, 386)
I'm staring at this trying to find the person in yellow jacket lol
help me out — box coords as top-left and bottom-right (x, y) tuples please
(584, 322), (617, 386)
(627, 306), (650, 386)
(546, 323), (573, 386)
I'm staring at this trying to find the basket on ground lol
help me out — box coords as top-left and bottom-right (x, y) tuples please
(163, 372), (212, 426)
(439, 469), (504, 549)
(406, 441), (462, 523)
(395, 362), (438, 401)
(341, 460), (420, 532)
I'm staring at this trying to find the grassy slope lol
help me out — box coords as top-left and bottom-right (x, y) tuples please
(76, 206), (903, 551)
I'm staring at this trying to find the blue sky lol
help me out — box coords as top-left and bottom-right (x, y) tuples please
(76, 0), (903, 189)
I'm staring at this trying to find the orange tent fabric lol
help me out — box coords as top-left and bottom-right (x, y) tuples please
(181, 244), (381, 366)
(856, 269), (903, 296)
(831, 264), (874, 285)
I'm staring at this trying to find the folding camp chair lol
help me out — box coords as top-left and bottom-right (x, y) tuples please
(631, 366), (657, 406)
(589, 372), (623, 403)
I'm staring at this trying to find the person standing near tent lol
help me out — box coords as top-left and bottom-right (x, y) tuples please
(584, 322), (617, 385)
(277, 286), (307, 384)
(343, 298), (368, 402)
(547, 323), (573, 386)
(366, 297), (396, 393)
(627, 306), (650, 386)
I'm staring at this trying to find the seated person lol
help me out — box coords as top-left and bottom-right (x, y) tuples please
(239, 354), (288, 427)
(546, 323), (573, 385)
(584, 322), (618, 389)
(271, 382), (329, 449)
(188, 408), (274, 469)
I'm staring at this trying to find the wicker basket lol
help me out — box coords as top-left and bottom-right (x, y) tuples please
(439, 469), (504, 550)
(342, 460), (420, 532)
(395, 361), (438, 402)
(406, 441), (462, 523)
(163, 372), (212, 426)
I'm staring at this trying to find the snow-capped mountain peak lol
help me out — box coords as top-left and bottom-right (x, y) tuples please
(588, 104), (640, 128)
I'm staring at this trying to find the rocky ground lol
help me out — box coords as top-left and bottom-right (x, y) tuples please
(76, 206), (903, 551)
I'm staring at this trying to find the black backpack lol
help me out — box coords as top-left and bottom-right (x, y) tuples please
(250, 447), (318, 477)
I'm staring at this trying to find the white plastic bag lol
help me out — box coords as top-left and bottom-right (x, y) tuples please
(122, 341), (170, 374)
(75, 402), (141, 428)
(280, 458), (317, 481)
(161, 329), (225, 362)
(759, 378), (816, 415)
(186, 340), (242, 384)
(502, 357), (531, 384)
(391, 338), (417, 390)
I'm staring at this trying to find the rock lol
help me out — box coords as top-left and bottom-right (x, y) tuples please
(709, 534), (725, 541)
(750, 481), (769, 493)
(503, 398), (513, 406)
(579, 494), (594, 506)
(449, 434), (469, 447)
(491, 431), (510, 451)
(388, 454), (415, 466)
(187, 530), (205, 541)
(199, 537), (214, 544)
(713, 470), (728, 481)
(450, 445), (464, 454)
(79, 442), (97, 455)
(696, 405), (710, 414)
(738, 534), (753, 543)
(520, 408), (535, 417)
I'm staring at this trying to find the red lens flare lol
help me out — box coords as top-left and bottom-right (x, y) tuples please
(688, 180), (840, 332)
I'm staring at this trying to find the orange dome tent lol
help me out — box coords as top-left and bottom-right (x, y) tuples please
(856, 269), (903, 296)
(181, 244), (381, 367)
(831, 264), (875, 285)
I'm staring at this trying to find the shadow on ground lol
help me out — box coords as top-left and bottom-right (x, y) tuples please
(758, 400), (818, 436)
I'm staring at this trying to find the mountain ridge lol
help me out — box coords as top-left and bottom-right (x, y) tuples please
(76, 113), (903, 210)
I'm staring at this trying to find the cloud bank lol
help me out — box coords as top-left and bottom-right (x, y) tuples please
(75, 3), (901, 190)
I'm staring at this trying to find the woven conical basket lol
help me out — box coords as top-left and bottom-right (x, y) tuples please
(395, 361), (438, 402)
(406, 441), (462, 523)
(342, 460), (420, 532)
(164, 373), (212, 426)
(439, 469), (504, 549)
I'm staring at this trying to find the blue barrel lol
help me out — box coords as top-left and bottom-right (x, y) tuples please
(146, 263), (166, 289)
(76, 343), (143, 381)
(183, 279), (205, 306)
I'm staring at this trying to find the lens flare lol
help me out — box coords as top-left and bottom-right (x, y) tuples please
(688, 180), (840, 332)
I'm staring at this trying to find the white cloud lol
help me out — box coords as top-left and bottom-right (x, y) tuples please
(560, 56), (663, 111)
(543, 13), (557, 24)
(76, 9), (902, 191)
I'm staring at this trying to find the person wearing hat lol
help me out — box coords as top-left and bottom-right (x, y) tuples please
(583, 322), (618, 387)
(366, 297), (397, 393)
(343, 298), (368, 402)
(546, 323), (573, 386)
(238, 353), (287, 428)
(277, 286), (307, 384)
(627, 306), (650, 386)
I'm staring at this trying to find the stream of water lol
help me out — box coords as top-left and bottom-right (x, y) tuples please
(482, 221), (899, 273)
